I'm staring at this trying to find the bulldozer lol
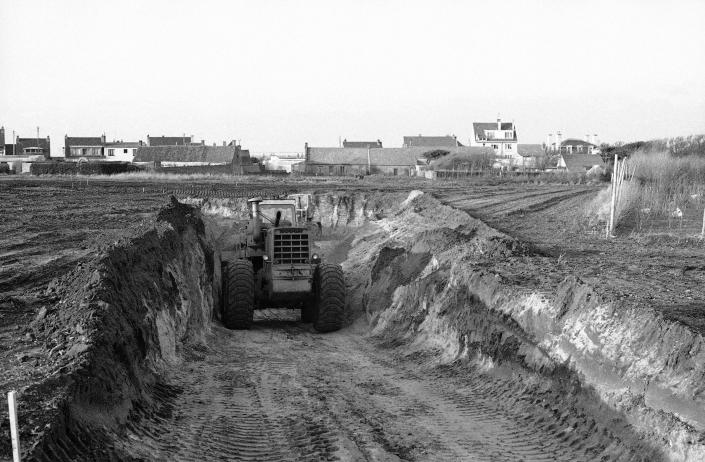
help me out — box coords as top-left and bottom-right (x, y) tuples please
(220, 197), (345, 332)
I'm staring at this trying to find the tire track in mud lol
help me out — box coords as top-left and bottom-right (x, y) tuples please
(115, 311), (636, 461)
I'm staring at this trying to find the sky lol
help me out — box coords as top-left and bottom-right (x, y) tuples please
(1, 0), (704, 155)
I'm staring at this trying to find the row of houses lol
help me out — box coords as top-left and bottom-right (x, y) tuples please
(300, 118), (605, 176)
(0, 128), (261, 174)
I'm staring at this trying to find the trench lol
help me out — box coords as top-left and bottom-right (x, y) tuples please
(16, 192), (705, 461)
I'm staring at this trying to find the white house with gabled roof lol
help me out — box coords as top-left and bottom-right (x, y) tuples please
(470, 117), (518, 158)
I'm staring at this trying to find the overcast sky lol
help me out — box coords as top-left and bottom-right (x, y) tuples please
(1, 0), (704, 155)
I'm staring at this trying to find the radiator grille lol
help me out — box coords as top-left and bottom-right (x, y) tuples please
(273, 231), (309, 264)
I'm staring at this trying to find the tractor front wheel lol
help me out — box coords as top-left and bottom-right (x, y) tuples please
(222, 259), (255, 329)
(313, 264), (345, 333)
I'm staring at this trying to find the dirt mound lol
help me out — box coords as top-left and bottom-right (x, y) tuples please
(343, 192), (705, 461)
(12, 199), (216, 461)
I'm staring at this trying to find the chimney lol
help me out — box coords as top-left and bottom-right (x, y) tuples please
(594, 134), (598, 146)
(546, 133), (553, 150)
(223, 141), (226, 146)
(201, 140), (205, 145)
(101, 133), (106, 144)
(556, 131), (562, 147)
(497, 115), (501, 130)
(0, 126), (4, 146)
(585, 133), (590, 143)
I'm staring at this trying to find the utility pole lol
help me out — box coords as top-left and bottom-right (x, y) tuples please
(37, 126), (40, 156)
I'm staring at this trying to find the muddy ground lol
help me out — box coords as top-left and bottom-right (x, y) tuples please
(0, 176), (704, 461)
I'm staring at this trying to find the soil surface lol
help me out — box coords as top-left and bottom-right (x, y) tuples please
(2, 176), (703, 461)
(117, 311), (619, 462)
(436, 184), (705, 336)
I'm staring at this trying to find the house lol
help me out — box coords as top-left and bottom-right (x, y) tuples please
(516, 144), (546, 169)
(546, 133), (599, 154)
(104, 141), (142, 162)
(343, 139), (383, 148)
(64, 135), (105, 160)
(0, 155), (46, 173)
(560, 138), (599, 154)
(16, 136), (51, 158)
(147, 135), (202, 146)
(402, 135), (461, 148)
(134, 144), (253, 174)
(470, 117), (517, 158)
(558, 153), (606, 173)
(303, 143), (492, 176)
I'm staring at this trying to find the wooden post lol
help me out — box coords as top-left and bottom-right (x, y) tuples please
(608, 154), (617, 237)
(8, 391), (21, 462)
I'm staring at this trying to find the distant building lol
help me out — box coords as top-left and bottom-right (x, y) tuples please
(558, 153), (605, 173)
(303, 143), (491, 176)
(403, 135), (461, 148)
(147, 135), (203, 146)
(342, 139), (383, 148)
(105, 141), (142, 162)
(546, 133), (599, 154)
(64, 135), (105, 160)
(516, 144), (546, 169)
(16, 136), (50, 158)
(134, 144), (254, 174)
(470, 117), (517, 157)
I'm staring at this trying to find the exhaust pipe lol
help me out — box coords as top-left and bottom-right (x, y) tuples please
(248, 198), (262, 237)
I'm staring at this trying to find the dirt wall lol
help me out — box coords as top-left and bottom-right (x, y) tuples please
(24, 198), (216, 461)
(341, 191), (705, 461)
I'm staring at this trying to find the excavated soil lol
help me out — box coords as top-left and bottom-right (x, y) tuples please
(1, 178), (704, 461)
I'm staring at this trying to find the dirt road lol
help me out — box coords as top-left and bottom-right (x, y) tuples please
(117, 310), (616, 462)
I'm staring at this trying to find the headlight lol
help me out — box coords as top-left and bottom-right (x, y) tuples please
(311, 254), (320, 263)
(263, 255), (269, 262)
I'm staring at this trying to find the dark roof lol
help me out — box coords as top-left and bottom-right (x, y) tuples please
(105, 141), (141, 148)
(134, 145), (236, 163)
(307, 146), (492, 166)
(561, 154), (605, 172)
(561, 138), (596, 147)
(65, 136), (103, 146)
(147, 136), (192, 146)
(17, 138), (50, 152)
(472, 122), (516, 141)
(403, 136), (459, 148)
(517, 144), (545, 157)
(342, 140), (383, 148)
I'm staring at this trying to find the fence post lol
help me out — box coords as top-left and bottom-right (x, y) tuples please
(608, 154), (617, 237)
(8, 390), (21, 462)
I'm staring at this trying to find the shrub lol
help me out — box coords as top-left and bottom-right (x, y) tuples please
(30, 161), (142, 175)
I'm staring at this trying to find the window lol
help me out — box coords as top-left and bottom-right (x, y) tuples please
(491, 144), (499, 149)
(107, 149), (115, 156)
(506, 144), (512, 150)
(328, 166), (334, 175)
(393, 168), (398, 176)
(123, 149), (128, 154)
(505, 131), (513, 139)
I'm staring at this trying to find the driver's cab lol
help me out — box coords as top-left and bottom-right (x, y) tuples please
(253, 200), (298, 228)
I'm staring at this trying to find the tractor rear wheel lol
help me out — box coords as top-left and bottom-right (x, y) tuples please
(222, 259), (254, 329)
(313, 264), (345, 333)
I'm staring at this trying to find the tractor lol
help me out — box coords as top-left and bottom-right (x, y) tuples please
(220, 197), (345, 332)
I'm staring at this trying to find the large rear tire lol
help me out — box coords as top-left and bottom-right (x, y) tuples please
(222, 259), (254, 329)
(313, 264), (345, 333)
